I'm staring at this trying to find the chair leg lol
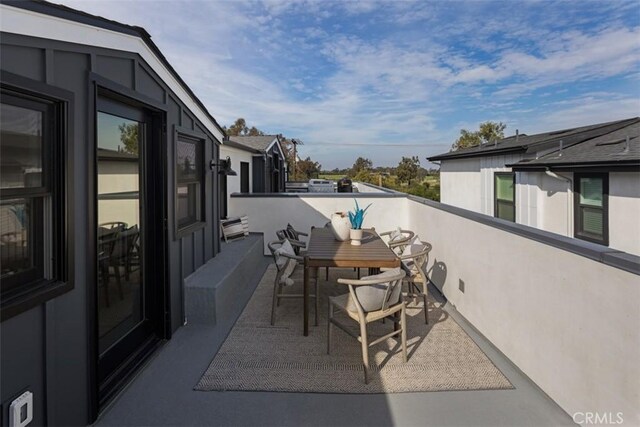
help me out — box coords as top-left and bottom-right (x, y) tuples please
(113, 265), (124, 300)
(360, 322), (369, 384)
(401, 305), (408, 363)
(314, 278), (319, 327)
(277, 283), (283, 306)
(270, 279), (279, 326)
(423, 292), (429, 324)
(327, 303), (333, 355)
(325, 267), (329, 281)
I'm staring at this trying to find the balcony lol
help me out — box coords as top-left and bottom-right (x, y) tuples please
(95, 185), (638, 426)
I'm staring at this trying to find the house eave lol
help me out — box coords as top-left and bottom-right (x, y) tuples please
(428, 146), (526, 162)
(509, 160), (640, 172)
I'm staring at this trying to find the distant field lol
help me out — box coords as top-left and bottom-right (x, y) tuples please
(318, 174), (345, 180)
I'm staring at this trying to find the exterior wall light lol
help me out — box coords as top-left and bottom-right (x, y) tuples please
(210, 156), (237, 176)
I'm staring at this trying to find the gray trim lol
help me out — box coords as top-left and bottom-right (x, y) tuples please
(510, 161), (640, 171)
(230, 192), (406, 199)
(428, 146), (525, 161)
(355, 182), (404, 194)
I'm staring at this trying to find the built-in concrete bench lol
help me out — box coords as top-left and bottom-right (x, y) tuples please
(184, 233), (269, 329)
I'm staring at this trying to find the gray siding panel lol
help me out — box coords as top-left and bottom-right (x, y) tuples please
(182, 111), (194, 130)
(95, 55), (134, 89)
(194, 229), (204, 269)
(0, 43), (45, 82)
(136, 64), (165, 103)
(51, 49), (91, 426)
(0, 308), (47, 427)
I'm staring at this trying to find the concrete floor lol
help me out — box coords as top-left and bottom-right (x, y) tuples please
(95, 254), (575, 427)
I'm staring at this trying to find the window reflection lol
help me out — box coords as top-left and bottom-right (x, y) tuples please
(0, 199), (31, 277)
(97, 112), (143, 353)
(0, 103), (43, 189)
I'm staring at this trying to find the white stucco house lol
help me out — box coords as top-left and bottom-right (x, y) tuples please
(428, 118), (640, 255)
(219, 135), (287, 217)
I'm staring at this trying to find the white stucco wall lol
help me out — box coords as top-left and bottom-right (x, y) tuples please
(517, 171), (640, 256)
(526, 171), (573, 237)
(609, 172), (640, 255)
(441, 157), (640, 256)
(228, 195), (410, 254)
(439, 158), (482, 212)
(405, 198), (639, 426)
(439, 154), (522, 215)
(229, 193), (640, 425)
(220, 145), (254, 203)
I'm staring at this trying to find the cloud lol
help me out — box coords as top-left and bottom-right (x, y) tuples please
(56, 0), (640, 168)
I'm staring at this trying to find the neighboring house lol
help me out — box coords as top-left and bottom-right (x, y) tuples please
(428, 118), (640, 255)
(0, 1), (228, 424)
(219, 135), (287, 216)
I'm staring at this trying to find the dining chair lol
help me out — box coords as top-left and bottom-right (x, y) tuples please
(267, 239), (319, 326)
(327, 268), (407, 384)
(399, 237), (432, 324)
(380, 228), (415, 255)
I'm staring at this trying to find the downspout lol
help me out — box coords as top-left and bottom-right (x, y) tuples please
(544, 168), (572, 236)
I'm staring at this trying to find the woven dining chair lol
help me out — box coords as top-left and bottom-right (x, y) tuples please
(379, 228), (415, 255)
(327, 268), (407, 384)
(398, 237), (432, 324)
(267, 239), (319, 326)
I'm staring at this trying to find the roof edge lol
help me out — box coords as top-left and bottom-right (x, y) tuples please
(4, 0), (227, 138)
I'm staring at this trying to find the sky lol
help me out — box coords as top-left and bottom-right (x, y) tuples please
(61, 0), (640, 169)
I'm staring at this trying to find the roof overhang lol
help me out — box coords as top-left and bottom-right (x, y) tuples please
(510, 160), (640, 173)
(428, 146), (525, 162)
(222, 139), (262, 154)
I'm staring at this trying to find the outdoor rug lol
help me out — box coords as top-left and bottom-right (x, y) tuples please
(196, 265), (513, 393)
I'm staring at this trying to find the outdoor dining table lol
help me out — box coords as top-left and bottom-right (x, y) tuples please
(302, 227), (401, 336)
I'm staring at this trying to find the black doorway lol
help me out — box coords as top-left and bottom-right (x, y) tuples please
(95, 94), (166, 407)
(240, 162), (249, 193)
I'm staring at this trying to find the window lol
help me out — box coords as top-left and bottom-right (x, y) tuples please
(574, 173), (608, 245)
(1, 88), (67, 318)
(494, 172), (515, 222)
(176, 132), (205, 232)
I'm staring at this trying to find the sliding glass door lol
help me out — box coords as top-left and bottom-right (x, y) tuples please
(96, 96), (164, 405)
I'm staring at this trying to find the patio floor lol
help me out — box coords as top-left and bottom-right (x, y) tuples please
(95, 246), (574, 426)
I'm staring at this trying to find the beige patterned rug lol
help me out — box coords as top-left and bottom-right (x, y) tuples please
(196, 265), (513, 393)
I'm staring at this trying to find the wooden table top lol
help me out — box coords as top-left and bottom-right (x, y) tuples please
(305, 227), (400, 268)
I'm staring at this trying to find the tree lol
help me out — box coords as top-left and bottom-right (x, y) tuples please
(119, 122), (139, 155)
(350, 157), (373, 177)
(451, 121), (506, 151)
(396, 156), (420, 185)
(297, 157), (321, 180)
(225, 118), (247, 136)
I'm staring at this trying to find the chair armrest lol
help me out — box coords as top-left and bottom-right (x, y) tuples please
(398, 247), (431, 260)
(288, 239), (306, 248)
(337, 271), (405, 286)
(295, 231), (309, 237)
(379, 231), (392, 237)
(280, 252), (304, 262)
(389, 236), (412, 247)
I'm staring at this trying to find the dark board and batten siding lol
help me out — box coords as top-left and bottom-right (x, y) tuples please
(0, 32), (221, 426)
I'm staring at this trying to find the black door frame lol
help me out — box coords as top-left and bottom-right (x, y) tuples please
(87, 75), (170, 419)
